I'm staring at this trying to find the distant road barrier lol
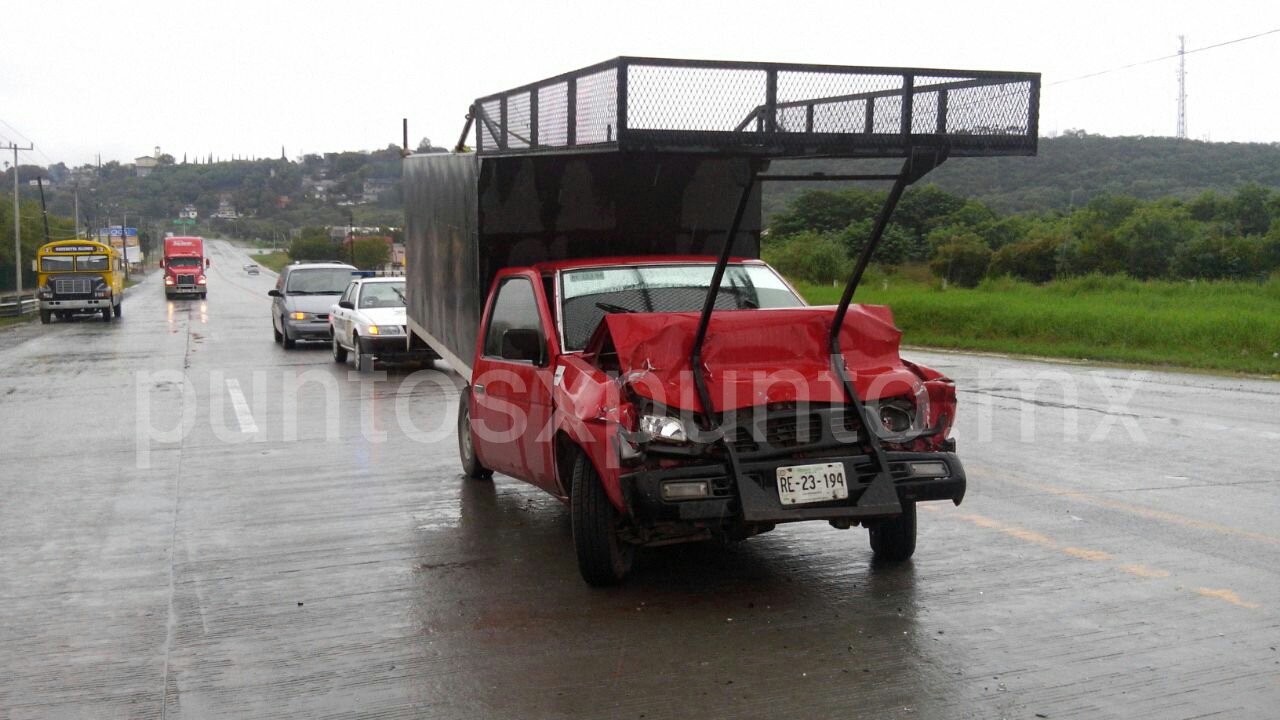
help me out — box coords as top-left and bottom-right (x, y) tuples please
(0, 294), (37, 317)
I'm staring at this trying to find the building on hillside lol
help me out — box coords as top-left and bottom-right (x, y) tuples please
(213, 194), (239, 219)
(135, 146), (162, 177)
(179, 205), (198, 220)
(362, 178), (395, 204)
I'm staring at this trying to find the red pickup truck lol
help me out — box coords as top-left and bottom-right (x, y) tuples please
(404, 57), (1037, 584)
(456, 255), (964, 584)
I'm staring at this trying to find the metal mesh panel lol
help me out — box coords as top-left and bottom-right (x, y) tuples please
(575, 69), (617, 145)
(627, 66), (767, 131)
(479, 99), (501, 150)
(506, 93), (531, 149)
(473, 58), (1038, 158)
(537, 84), (568, 147)
(775, 71), (902, 134)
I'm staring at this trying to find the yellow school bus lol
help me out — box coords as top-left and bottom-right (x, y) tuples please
(35, 239), (126, 323)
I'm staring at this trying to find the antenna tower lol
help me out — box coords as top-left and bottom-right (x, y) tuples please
(1176, 35), (1188, 139)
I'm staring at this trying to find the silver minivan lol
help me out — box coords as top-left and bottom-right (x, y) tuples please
(268, 261), (356, 348)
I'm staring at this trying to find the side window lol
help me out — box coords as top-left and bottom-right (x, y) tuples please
(483, 278), (542, 359)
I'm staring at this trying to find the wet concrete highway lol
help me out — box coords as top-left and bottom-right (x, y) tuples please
(1, 238), (1277, 719)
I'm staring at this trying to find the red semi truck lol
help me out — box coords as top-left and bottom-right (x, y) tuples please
(405, 57), (1040, 585)
(162, 236), (208, 299)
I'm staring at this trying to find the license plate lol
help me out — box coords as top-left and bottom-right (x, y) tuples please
(776, 462), (848, 505)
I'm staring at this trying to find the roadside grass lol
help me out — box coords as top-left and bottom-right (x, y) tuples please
(0, 313), (37, 329)
(794, 273), (1280, 376)
(254, 252), (290, 273)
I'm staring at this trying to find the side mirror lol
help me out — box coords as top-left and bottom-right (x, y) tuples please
(30, 260), (37, 272)
(268, 289), (282, 298)
(501, 328), (545, 364)
(158, 259), (165, 268)
(205, 258), (211, 268)
(338, 300), (354, 310)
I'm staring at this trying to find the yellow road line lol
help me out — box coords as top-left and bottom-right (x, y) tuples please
(944, 510), (1259, 610)
(976, 466), (1280, 547)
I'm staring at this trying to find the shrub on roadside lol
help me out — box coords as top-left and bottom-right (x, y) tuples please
(929, 235), (992, 288)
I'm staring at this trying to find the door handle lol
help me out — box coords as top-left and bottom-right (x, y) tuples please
(473, 384), (486, 395)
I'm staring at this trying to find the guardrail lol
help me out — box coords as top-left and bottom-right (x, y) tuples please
(0, 294), (38, 318)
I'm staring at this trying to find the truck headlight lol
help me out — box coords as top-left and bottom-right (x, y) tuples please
(38, 285), (53, 298)
(639, 414), (690, 444)
(94, 285), (112, 298)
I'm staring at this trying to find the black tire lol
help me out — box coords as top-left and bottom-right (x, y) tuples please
(200, 292), (207, 300)
(355, 335), (374, 373)
(272, 319), (283, 343)
(570, 452), (634, 586)
(868, 501), (917, 562)
(113, 300), (122, 319)
(101, 305), (113, 321)
(457, 388), (493, 479)
(39, 310), (51, 324)
(332, 334), (348, 363)
(281, 318), (296, 349)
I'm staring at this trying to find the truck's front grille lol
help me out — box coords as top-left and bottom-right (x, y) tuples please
(55, 278), (92, 295)
(722, 405), (862, 456)
(177, 274), (196, 285)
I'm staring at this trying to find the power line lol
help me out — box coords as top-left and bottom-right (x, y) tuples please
(1048, 27), (1280, 87)
(0, 116), (55, 165)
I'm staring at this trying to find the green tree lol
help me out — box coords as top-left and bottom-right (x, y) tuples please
(1116, 206), (1192, 279)
(930, 234), (992, 287)
(350, 238), (391, 270)
(1231, 182), (1271, 236)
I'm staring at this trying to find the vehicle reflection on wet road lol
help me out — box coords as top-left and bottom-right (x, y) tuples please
(0, 240), (1275, 718)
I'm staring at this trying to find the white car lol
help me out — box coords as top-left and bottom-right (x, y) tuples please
(329, 277), (433, 371)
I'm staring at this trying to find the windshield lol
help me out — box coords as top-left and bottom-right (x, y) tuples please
(168, 257), (202, 267)
(287, 268), (353, 294)
(40, 256), (75, 272)
(559, 263), (804, 351)
(359, 281), (406, 309)
(78, 255), (109, 271)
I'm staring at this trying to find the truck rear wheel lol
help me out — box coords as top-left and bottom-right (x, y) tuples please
(457, 388), (492, 479)
(570, 452), (633, 586)
(868, 500), (917, 562)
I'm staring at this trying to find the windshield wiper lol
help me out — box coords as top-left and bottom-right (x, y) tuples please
(596, 302), (636, 314)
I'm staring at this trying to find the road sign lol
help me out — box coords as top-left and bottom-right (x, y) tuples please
(172, 219), (196, 226)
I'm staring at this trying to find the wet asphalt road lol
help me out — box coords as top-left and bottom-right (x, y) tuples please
(1, 238), (1277, 719)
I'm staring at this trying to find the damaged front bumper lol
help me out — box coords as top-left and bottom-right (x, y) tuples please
(621, 450), (965, 527)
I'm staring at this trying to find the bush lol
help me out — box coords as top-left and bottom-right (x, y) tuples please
(988, 236), (1059, 283)
(288, 235), (339, 261)
(1173, 233), (1263, 280)
(930, 235), (992, 287)
(762, 231), (852, 284)
(836, 220), (926, 266)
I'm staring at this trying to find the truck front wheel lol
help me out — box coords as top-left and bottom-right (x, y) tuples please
(570, 452), (633, 586)
(457, 388), (492, 479)
(39, 310), (51, 324)
(868, 501), (917, 562)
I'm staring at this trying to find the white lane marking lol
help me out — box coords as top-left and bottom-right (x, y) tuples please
(226, 379), (259, 434)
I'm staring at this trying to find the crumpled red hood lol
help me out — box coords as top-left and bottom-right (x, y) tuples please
(596, 306), (922, 413)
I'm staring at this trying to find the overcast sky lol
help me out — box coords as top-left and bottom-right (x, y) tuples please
(4, 0), (1278, 167)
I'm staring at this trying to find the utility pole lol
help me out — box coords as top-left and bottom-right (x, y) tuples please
(1176, 35), (1188, 140)
(3, 142), (34, 295)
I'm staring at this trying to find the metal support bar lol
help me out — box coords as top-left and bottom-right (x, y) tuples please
(498, 97), (509, 150)
(617, 61), (628, 139)
(455, 106), (475, 153)
(566, 78), (577, 146)
(764, 69), (777, 133)
(529, 90), (539, 147)
(757, 174), (901, 182)
(826, 146), (946, 474)
(689, 172), (758, 421)
(900, 74), (915, 139)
